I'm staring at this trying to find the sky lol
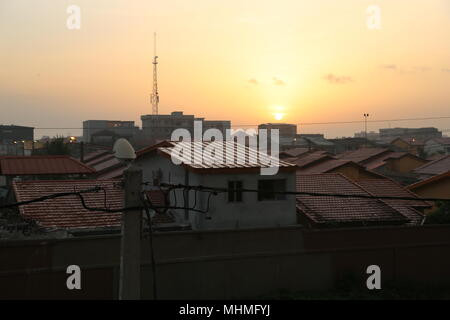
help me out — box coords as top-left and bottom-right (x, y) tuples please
(1, 0), (449, 138)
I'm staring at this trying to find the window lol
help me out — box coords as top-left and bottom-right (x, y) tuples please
(228, 181), (243, 202)
(258, 179), (286, 201)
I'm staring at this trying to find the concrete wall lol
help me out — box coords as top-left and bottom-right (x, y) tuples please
(0, 225), (450, 299)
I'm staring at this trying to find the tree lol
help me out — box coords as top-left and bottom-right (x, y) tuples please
(425, 201), (450, 225)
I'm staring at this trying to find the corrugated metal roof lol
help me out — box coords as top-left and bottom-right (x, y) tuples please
(157, 141), (296, 172)
(0, 155), (95, 176)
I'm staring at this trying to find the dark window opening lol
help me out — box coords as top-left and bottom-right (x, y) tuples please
(228, 181), (243, 202)
(258, 179), (286, 201)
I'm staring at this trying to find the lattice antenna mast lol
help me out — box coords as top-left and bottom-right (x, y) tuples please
(151, 32), (159, 115)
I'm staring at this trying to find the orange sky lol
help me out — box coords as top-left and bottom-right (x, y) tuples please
(1, 0), (449, 138)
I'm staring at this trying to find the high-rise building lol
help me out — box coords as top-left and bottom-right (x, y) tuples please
(141, 111), (231, 141)
(0, 125), (34, 144)
(82, 120), (138, 144)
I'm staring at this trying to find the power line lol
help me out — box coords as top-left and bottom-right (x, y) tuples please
(25, 115), (450, 130)
(2, 182), (449, 212)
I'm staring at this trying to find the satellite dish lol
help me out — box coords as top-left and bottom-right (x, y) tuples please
(113, 138), (136, 162)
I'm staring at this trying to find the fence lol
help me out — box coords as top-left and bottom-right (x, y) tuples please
(0, 224), (449, 299)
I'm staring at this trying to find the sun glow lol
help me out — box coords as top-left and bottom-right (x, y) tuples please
(274, 113), (284, 121)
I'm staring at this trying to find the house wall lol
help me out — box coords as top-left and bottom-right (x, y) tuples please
(330, 165), (382, 181)
(409, 177), (450, 214)
(385, 155), (427, 173)
(391, 140), (421, 155)
(135, 153), (297, 230)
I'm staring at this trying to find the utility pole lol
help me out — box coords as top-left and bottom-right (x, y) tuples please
(363, 113), (369, 147)
(119, 166), (143, 300)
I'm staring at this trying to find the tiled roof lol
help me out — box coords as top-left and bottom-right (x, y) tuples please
(12, 179), (123, 230)
(296, 159), (355, 174)
(284, 151), (332, 168)
(391, 137), (425, 146)
(82, 150), (111, 163)
(97, 166), (125, 180)
(408, 170), (450, 191)
(413, 155), (450, 176)
(363, 152), (409, 170)
(429, 137), (450, 145)
(0, 155), (95, 176)
(336, 148), (390, 164)
(85, 153), (114, 167)
(296, 174), (411, 226)
(356, 179), (428, 224)
(280, 148), (310, 158)
(92, 157), (122, 173)
(157, 141), (296, 173)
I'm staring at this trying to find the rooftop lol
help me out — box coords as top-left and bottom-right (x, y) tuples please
(296, 173), (413, 226)
(336, 148), (390, 163)
(12, 179), (123, 230)
(0, 155), (95, 176)
(413, 155), (450, 176)
(156, 141), (297, 173)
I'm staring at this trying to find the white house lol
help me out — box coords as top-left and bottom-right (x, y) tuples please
(134, 141), (298, 230)
(424, 137), (450, 156)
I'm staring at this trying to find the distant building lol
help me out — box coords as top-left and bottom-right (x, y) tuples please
(141, 111), (231, 142)
(258, 123), (297, 146)
(82, 120), (138, 145)
(0, 125), (34, 144)
(330, 137), (381, 154)
(390, 137), (425, 156)
(202, 120), (231, 137)
(337, 147), (428, 184)
(423, 137), (450, 156)
(379, 127), (442, 142)
(354, 131), (379, 140)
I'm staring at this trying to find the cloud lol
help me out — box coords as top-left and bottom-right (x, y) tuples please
(247, 78), (259, 85)
(323, 73), (353, 84)
(379, 64), (397, 70)
(414, 66), (431, 73)
(272, 77), (286, 86)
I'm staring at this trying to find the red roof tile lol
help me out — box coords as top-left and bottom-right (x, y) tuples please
(413, 155), (450, 176)
(13, 179), (123, 230)
(285, 152), (332, 168)
(336, 148), (390, 163)
(296, 159), (354, 174)
(280, 148), (310, 158)
(296, 174), (411, 226)
(408, 170), (450, 190)
(0, 155), (95, 176)
(356, 179), (428, 224)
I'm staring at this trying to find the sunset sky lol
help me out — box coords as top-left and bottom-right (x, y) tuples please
(1, 0), (449, 138)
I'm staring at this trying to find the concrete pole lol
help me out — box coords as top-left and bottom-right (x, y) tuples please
(119, 165), (143, 300)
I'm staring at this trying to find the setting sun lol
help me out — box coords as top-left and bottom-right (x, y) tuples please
(274, 113), (284, 121)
